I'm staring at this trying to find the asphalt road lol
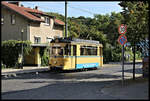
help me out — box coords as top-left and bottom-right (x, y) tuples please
(1, 63), (145, 99)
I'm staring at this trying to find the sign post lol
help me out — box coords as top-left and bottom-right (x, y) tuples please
(118, 24), (127, 85)
(122, 45), (124, 82)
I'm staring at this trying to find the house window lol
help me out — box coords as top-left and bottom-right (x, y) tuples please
(46, 37), (52, 43)
(45, 17), (50, 25)
(34, 37), (41, 44)
(1, 15), (4, 25)
(11, 14), (15, 24)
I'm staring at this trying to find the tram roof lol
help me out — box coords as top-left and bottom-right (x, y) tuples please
(51, 37), (101, 45)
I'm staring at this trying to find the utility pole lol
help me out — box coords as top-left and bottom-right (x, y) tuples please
(65, 0), (67, 38)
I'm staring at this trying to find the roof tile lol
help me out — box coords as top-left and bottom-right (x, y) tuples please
(54, 19), (65, 25)
(2, 2), (44, 22)
(2, 1), (65, 25)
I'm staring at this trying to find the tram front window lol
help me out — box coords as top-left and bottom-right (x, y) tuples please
(51, 47), (63, 56)
(51, 44), (71, 56)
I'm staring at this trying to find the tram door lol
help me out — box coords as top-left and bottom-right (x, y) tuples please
(71, 45), (77, 69)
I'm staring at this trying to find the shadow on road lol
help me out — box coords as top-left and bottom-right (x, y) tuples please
(2, 79), (120, 99)
(117, 68), (142, 74)
(2, 69), (123, 81)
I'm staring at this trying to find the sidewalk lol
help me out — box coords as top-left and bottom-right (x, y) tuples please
(108, 60), (142, 64)
(101, 77), (149, 99)
(1, 66), (49, 77)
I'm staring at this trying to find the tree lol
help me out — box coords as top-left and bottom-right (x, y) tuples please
(106, 12), (124, 46)
(119, 1), (149, 79)
(45, 12), (65, 21)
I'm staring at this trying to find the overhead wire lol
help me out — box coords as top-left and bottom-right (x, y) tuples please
(21, 2), (97, 16)
(67, 5), (96, 15)
(21, 2), (65, 13)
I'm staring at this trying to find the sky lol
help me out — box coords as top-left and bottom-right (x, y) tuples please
(21, 1), (123, 18)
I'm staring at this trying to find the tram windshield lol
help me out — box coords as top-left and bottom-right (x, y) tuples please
(51, 44), (71, 56)
(51, 47), (63, 56)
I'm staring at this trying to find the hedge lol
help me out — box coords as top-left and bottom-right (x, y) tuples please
(1, 40), (32, 68)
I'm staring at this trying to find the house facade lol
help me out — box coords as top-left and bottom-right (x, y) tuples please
(1, 1), (65, 66)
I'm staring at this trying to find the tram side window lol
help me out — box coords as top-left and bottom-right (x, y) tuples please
(73, 45), (76, 56)
(80, 46), (86, 55)
(93, 47), (97, 55)
(64, 44), (71, 55)
(52, 47), (63, 56)
(91, 47), (97, 55)
(80, 46), (97, 56)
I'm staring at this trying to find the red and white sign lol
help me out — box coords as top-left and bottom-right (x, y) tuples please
(118, 24), (127, 34)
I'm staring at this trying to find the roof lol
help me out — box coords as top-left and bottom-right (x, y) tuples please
(51, 37), (102, 46)
(54, 19), (65, 25)
(2, 1), (65, 25)
(20, 6), (44, 14)
(2, 1), (44, 22)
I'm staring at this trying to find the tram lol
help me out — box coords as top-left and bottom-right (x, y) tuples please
(49, 37), (103, 70)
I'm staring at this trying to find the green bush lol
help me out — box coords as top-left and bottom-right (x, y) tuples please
(1, 62), (6, 69)
(40, 47), (50, 66)
(112, 52), (122, 62)
(136, 51), (142, 60)
(103, 48), (111, 63)
(1, 40), (32, 68)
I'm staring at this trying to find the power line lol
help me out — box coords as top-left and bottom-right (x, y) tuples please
(68, 2), (119, 7)
(21, 2), (65, 13)
(68, 5), (96, 15)
(21, 2), (97, 16)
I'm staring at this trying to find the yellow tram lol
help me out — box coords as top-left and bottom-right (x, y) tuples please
(49, 38), (103, 70)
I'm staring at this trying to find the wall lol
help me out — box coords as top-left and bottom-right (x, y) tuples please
(29, 16), (64, 44)
(1, 7), (28, 41)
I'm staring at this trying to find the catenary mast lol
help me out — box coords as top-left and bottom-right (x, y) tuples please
(65, 0), (67, 38)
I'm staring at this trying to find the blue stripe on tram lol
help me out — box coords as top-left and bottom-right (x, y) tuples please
(76, 63), (99, 69)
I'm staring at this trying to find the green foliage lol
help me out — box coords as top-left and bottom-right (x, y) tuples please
(1, 62), (6, 69)
(40, 47), (50, 66)
(111, 46), (122, 62)
(1, 40), (32, 68)
(135, 51), (142, 60)
(119, 1), (149, 45)
(103, 47), (111, 63)
(45, 12), (65, 21)
(119, 1), (148, 65)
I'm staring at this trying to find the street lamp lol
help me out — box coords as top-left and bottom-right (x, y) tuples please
(21, 29), (24, 69)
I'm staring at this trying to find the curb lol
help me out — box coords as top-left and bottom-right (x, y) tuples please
(1, 68), (50, 78)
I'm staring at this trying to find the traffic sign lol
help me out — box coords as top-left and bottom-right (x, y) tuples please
(118, 35), (127, 46)
(118, 24), (127, 34)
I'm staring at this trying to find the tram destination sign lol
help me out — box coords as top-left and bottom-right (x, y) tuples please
(118, 24), (127, 34)
(73, 38), (100, 44)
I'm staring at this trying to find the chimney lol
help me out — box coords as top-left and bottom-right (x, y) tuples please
(35, 6), (38, 10)
(9, 1), (20, 6)
(21, 4), (24, 7)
